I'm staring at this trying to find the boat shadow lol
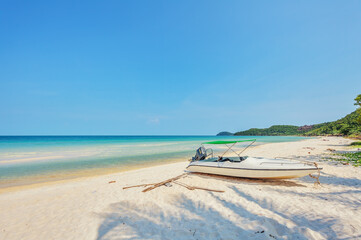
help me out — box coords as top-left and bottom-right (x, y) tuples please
(187, 172), (307, 187)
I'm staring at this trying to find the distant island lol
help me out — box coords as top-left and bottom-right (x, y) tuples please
(218, 110), (361, 138)
(216, 131), (234, 136)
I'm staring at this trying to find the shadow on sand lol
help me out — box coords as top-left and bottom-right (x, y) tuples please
(96, 192), (306, 240)
(318, 172), (361, 187)
(228, 186), (360, 240)
(96, 172), (360, 239)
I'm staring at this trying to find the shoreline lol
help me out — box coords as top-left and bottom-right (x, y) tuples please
(0, 136), (350, 195)
(0, 157), (187, 194)
(1, 136), (360, 240)
(0, 136), (310, 192)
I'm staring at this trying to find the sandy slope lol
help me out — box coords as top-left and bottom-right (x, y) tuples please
(0, 137), (360, 240)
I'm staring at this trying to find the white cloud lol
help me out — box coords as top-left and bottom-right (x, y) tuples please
(147, 117), (160, 125)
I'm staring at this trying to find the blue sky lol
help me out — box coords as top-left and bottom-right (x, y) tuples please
(0, 0), (360, 135)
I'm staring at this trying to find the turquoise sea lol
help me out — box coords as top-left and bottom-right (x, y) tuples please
(0, 136), (309, 188)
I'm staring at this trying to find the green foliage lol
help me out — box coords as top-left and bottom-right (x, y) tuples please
(326, 152), (361, 167)
(350, 141), (361, 146)
(233, 111), (361, 137)
(355, 94), (361, 124)
(304, 111), (361, 136)
(232, 94), (361, 137)
(234, 125), (303, 136)
(356, 109), (361, 125)
(354, 94), (361, 107)
(305, 93), (361, 135)
(335, 152), (361, 167)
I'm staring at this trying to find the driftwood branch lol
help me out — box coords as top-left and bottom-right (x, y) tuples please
(122, 173), (224, 193)
(173, 181), (224, 193)
(122, 183), (155, 189)
(142, 173), (187, 192)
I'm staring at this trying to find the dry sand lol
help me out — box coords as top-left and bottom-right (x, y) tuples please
(0, 137), (360, 240)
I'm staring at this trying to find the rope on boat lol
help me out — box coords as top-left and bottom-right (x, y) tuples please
(274, 156), (318, 165)
(275, 157), (321, 185)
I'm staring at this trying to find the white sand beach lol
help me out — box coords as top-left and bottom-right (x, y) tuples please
(0, 137), (360, 240)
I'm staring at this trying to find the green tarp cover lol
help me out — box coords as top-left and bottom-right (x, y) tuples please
(202, 139), (256, 144)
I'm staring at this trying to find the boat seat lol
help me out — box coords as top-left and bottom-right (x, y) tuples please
(240, 156), (247, 161)
(217, 156), (247, 162)
(218, 157), (239, 162)
(218, 157), (228, 162)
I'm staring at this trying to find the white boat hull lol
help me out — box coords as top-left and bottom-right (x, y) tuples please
(187, 157), (321, 179)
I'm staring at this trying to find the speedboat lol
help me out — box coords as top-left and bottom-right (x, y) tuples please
(187, 139), (321, 179)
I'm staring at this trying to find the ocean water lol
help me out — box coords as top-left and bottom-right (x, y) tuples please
(0, 136), (309, 188)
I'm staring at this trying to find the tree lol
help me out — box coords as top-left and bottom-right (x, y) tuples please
(355, 94), (361, 107)
(355, 94), (361, 125)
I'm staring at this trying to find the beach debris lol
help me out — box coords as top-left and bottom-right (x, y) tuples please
(142, 173), (187, 192)
(269, 234), (276, 239)
(173, 181), (224, 193)
(123, 183), (156, 189)
(123, 174), (187, 192)
(122, 173), (224, 193)
(327, 148), (336, 152)
(304, 147), (315, 150)
(108, 181), (116, 184)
